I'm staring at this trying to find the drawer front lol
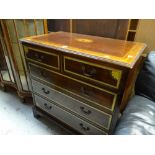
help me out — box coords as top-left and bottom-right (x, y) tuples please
(31, 79), (112, 130)
(29, 63), (117, 111)
(34, 94), (107, 135)
(63, 56), (122, 89)
(24, 46), (60, 70)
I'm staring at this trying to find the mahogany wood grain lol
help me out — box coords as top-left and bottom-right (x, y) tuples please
(26, 48), (60, 69)
(63, 56), (120, 89)
(29, 63), (116, 112)
(21, 32), (146, 68)
(21, 32), (146, 134)
(120, 56), (145, 112)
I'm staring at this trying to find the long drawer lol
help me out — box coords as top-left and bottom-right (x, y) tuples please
(24, 46), (60, 70)
(63, 56), (122, 89)
(31, 79), (112, 130)
(34, 94), (107, 135)
(28, 63), (117, 112)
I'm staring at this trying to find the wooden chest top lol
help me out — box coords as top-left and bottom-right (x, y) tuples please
(21, 32), (146, 68)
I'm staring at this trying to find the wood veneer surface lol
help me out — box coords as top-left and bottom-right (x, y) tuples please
(21, 32), (146, 68)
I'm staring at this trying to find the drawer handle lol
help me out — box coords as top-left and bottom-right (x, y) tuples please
(44, 103), (52, 110)
(34, 53), (44, 62)
(82, 65), (96, 77)
(80, 106), (91, 115)
(40, 71), (47, 77)
(79, 123), (90, 131)
(80, 86), (89, 97)
(42, 88), (50, 94)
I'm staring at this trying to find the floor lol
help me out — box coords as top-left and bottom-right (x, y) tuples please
(0, 88), (70, 135)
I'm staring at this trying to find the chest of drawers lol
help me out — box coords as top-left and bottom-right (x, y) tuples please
(21, 32), (146, 134)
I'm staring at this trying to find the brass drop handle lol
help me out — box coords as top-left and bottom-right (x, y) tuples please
(80, 106), (91, 115)
(34, 53), (39, 59)
(79, 123), (90, 131)
(80, 86), (89, 97)
(42, 88), (50, 94)
(34, 53), (44, 62)
(40, 55), (44, 60)
(81, 65), (96, 77)
(40, 70), (47, 77)
(44, 103), (52, 110)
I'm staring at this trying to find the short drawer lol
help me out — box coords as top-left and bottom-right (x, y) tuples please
(29, 63), (117, 112)
(31, 79), (112, 130)
(63, 56), (122, 89)
(34, 94), (107, 135)
(24, 46), (60, 70)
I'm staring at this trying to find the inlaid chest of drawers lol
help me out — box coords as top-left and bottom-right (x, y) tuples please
(20, 32), (146, 135)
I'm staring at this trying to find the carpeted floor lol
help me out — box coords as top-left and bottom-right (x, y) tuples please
(0, 88), (70, 135)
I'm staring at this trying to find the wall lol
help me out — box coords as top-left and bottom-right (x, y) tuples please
(135, 19), (155, 54)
